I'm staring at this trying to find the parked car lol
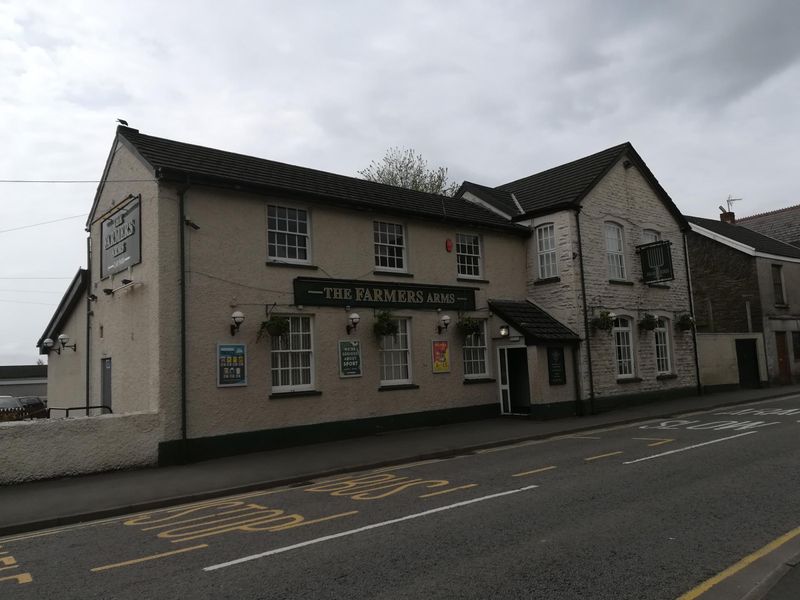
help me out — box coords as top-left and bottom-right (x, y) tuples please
(17, 396), (48, 419)
(0, 395), (48, 421)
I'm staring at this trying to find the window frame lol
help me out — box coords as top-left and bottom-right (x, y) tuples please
(456, 232), (482, 279)
(772, 264), (787, 305)
(374, 221), (407, 273)
(653, 317), (672, 375)
(267, 204), (311, 265)
(605, 222), (627, 280)
(379, 318), (412, 385)
(612, 316), (635, 378)
(462, 320), (489, 378)
(270, 315), (315, 393)
(535, 223), (558, 280)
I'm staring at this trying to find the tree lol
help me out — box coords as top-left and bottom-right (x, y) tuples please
(358, 147), (459, 196)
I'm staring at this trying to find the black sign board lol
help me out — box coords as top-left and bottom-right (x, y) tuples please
(338, 340), (362, 378)
(294, 277), (476, 311)
(101, 196), (142, 277)
(547, 346), (566, 386)
(638, 241), (674, 284)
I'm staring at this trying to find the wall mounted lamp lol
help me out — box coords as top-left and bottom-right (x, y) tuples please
(346, 312), (361, 334)
(230, 310), (245, 335)
(43, 334), (77, 354)
(121, 278), (133, 285)
(437, 314), (451, 334)
(499, 325), (510, 337)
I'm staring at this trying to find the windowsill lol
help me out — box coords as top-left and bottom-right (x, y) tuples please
(534, 276), (561, 286)
(373, 270), (414, 278)
(463, 377), (496, 385)
(616, 377), (643, 384)
(647, 283), (670, 289)
(266, 261), (318, 270)
(656, 373), (678, 380)
(269, 390), (322, 399)
(609, 279), (634, 286)
(774, 303), (789, 308)
(457, 277), (489, 284)
(378, 384), (419, 391)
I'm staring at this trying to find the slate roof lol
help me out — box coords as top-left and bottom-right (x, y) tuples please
(488, 299), (579, 344)
(457, 181), (521, 217)
(738, 204), (800, 248)
(114, 127), (528, 235)
(686, 216), (800, 259)
(0, 365), (47, 380)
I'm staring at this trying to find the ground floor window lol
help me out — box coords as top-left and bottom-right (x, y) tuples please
(654, 318), (671, 374)
(380, 318), (411, 384)
(613, 317), (634, 377)
(271, 316), (313, 391)
(463, 321), (488, 377)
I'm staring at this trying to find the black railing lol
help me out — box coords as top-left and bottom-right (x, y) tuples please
(47, 405), (113, 418)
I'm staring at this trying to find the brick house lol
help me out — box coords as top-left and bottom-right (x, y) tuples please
(687, 215), (800, 388)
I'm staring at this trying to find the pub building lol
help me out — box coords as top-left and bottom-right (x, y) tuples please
(39, 126), (698, 463)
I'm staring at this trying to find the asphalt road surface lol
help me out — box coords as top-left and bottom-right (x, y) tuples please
(2, 395), (800, 599)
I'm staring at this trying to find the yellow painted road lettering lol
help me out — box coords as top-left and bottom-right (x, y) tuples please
(0, 572), (32, 585)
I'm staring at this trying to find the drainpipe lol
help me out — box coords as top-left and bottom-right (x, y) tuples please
(178, 184), (190, 446)
(683, 232), (702, 395)
(575, 208), (596, 413)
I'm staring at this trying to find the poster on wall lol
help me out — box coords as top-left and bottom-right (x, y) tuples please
(217, 343), (247, 387)
(338, 340), (362, 378)
(431, 340), (450, 373)
(547, 346), (566, 385)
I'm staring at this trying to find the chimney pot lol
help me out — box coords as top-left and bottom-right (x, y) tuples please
(720, 211), (736, 225)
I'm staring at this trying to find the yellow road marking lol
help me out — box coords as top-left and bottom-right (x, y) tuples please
(90, 544), (208, 572)
(372, 459), (443, 473)
(569, 435), (601, 440)
(633, 437), (674, 447)
(677, 525), (800, 599)
(512, 466), (558, 477)
(419, 484), (478, 498)
(0, 572), (31, 584)
(584, 451), (623, 461)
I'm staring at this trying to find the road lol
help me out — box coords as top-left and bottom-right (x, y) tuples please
(2, 395), (800, 599)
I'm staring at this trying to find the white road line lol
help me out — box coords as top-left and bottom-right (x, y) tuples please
(203, 484), (540, 571)
(623, 432), (758, 464)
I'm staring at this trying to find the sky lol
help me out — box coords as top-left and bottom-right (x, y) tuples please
(1, 0), (799, 365)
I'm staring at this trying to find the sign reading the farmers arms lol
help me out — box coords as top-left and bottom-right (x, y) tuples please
(294, 277), (476, 311)
(101, 196), (142, 277)
(338, 340), (362, 378)
(217, 343), (247, 387)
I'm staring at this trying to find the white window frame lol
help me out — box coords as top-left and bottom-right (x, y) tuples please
(654, 317), (672, 375)
(535, 223), (558, 279)
(374, 221), (407, 272)
(267, 204), (311, 264)
(606, 222), (627, 280)
(463, 320), (489, 378)
(379, 318), (412, 385)
(612, 316), (635, 378)
(456, 233), (482, 279)
(270, 315), (314, 392)
(641, 229), (661, 245)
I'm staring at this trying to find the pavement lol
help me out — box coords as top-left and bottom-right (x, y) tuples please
(2, 383), (800, 598)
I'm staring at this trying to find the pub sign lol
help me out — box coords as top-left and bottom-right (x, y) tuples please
(101, 196), (142, 277)
(637, 241), (674, 284)
(338, 340), (362, 378)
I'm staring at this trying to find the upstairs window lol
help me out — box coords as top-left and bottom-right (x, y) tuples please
(641, 229), (661, 244)
(536, 223), (558, 279)
(605, 222), (626, 280)
(456, 233), (482, 278)
(612, 317), (634, 378)
(772, 264), (786, 305)
(268, 205), (309, 263)
(374, 221), (406, 272)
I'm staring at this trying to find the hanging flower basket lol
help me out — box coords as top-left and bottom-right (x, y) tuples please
(373, 311), (399, 337)
(257, 316), (290, 342)
(456, 317), (482, 337)
(638, 313), (658, 331)
(675, 313), (694, 331)
(590, 310), (614, 333)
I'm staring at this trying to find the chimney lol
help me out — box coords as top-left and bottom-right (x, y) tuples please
(720, 211), (736, 225)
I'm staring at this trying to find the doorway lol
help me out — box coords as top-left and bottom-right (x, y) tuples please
(101, 357), (112, 412)
(498, 346), (530, 415)
(735, 339), (760, 388)
(775, 332), (791, 385)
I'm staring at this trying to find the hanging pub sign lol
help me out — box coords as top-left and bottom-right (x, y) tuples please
(637, 240), (674, 284)
(338, 340), (362, 378)
(217, 343), (247, 387)
(547, 346), (566, 385)
(294, 277), (476, 311)
(101, 196), (142, 277)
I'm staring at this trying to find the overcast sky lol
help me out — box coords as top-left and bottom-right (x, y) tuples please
(2, 0), (799, 365)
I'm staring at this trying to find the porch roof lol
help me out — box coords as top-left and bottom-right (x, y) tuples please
(488, 299), (580, 345)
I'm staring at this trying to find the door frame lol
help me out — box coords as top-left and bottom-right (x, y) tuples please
(497, 344), (528, 416)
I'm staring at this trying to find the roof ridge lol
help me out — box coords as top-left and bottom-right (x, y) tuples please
(738, 203), (800, 221)
(687, 215), (800, 257)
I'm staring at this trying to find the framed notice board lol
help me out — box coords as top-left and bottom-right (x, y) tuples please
(338, 340), (362, 378)
(431, 340), (450, 373)
(547, 346), (566, 386)
(217, 343), (247, 387)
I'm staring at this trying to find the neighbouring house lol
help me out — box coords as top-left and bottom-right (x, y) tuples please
(36, 126), (699, 471)
(686, 214), (800, 388)
(0, 364), (47, 398)
(738, 204), (800, 248)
